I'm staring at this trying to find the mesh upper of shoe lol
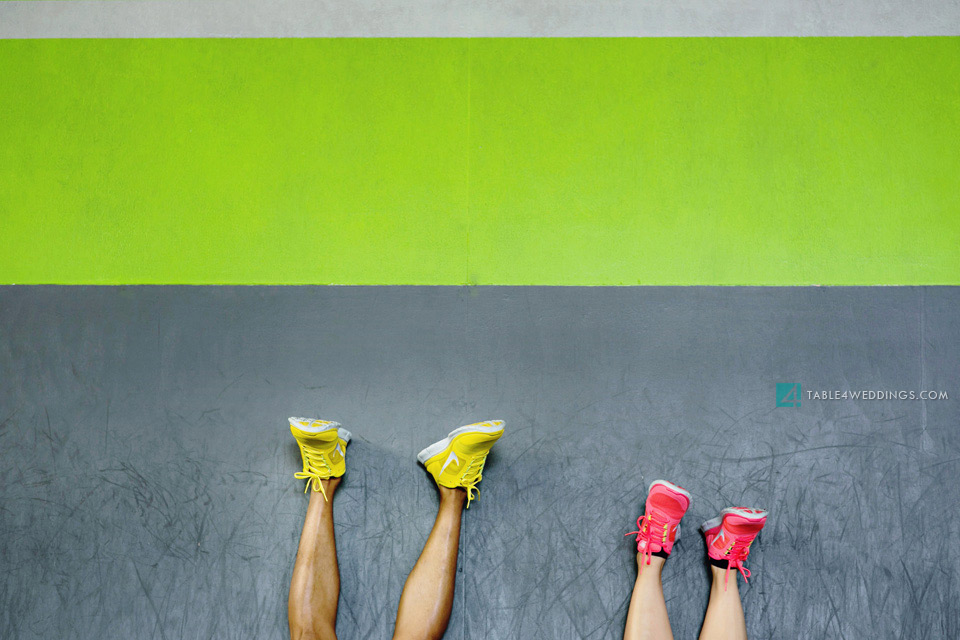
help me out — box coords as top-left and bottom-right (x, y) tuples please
(706, 511), (766, 587)
(626, 483), (690, 566)
(425, 428), (502, 508)
(291, 426), (345, 500)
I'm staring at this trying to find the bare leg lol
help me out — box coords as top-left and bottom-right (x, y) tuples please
(697, 566), (748, 640)
(289, 478), (341, 640)
(623, 555), (674, 640)
(393, 487), (466, 640)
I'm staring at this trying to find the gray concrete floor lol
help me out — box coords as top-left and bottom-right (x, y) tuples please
(1, 286), (958, 639)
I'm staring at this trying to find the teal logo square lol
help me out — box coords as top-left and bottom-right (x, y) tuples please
(776, 383), (801, 407)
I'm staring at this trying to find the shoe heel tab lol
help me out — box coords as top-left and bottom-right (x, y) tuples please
(700, 516), (722, 534)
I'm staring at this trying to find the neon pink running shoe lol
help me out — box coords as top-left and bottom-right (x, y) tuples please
(701, 507), (767, 587)
(626, 480), (692, 567)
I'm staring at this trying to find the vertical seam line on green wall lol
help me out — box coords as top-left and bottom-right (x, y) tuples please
(466, 39), (473, 285)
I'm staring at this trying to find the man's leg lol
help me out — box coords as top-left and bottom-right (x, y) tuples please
(286, 418), (352, 640)
(697, 565), (747, 640)
(393, 419), (505, 640)
(392, 487), (466, 640)
(288, 478), (341, 640)
(623, 555), (674, 640)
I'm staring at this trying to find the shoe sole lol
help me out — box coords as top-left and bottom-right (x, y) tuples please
(721, 506), (768, 520)
(700, 507), (767, 534)
(288, 417), (352, 444)
(647, 479), (691, 542)
(417, 420), (505, 464)
(649, 479), (692, 502)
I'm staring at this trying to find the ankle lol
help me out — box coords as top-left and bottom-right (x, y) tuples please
(438, 486), (467, 504)
(312, 477), (341, 496)
(709, 564), (736, 584)
(636, 553), (666, 573)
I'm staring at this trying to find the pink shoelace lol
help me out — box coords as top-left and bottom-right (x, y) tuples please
(625, 512), (670, 568)
(720, 536), (754, 588)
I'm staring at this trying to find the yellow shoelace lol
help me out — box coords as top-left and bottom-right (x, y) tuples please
(460, 456), (486, 508)
(294, 445), (332, 500)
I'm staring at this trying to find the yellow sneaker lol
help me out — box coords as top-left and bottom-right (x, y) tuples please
(417, 420), (505, 508)
(289, 417), (352, 500)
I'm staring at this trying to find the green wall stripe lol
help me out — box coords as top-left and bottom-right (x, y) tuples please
(2, 38), (958, 284)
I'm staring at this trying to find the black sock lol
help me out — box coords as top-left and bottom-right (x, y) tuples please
(709, 557), (730, 570)
(652, 550), (670, 560)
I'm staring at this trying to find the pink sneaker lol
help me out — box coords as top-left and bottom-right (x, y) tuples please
(626, 480), (692, 567)
(701, 507), (767, 587)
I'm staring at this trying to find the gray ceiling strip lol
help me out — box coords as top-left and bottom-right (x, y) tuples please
(1, 0), (959, 38)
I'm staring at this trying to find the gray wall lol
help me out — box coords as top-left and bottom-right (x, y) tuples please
(2, 0), (959, 37)
(1, 286), (958, 639)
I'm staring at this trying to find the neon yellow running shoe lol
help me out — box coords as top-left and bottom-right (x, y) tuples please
(417, 420), (505, 508)
(289, 417), (352, 500)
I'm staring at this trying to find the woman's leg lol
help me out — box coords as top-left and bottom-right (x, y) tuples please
(392, 487), (466, 640)
(697, 565), (747, 640)
(623, 480), (692, 640)
(698, 507), (767, 640)
(623, 555), (674, 640)
(288, 478), (341, 640)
